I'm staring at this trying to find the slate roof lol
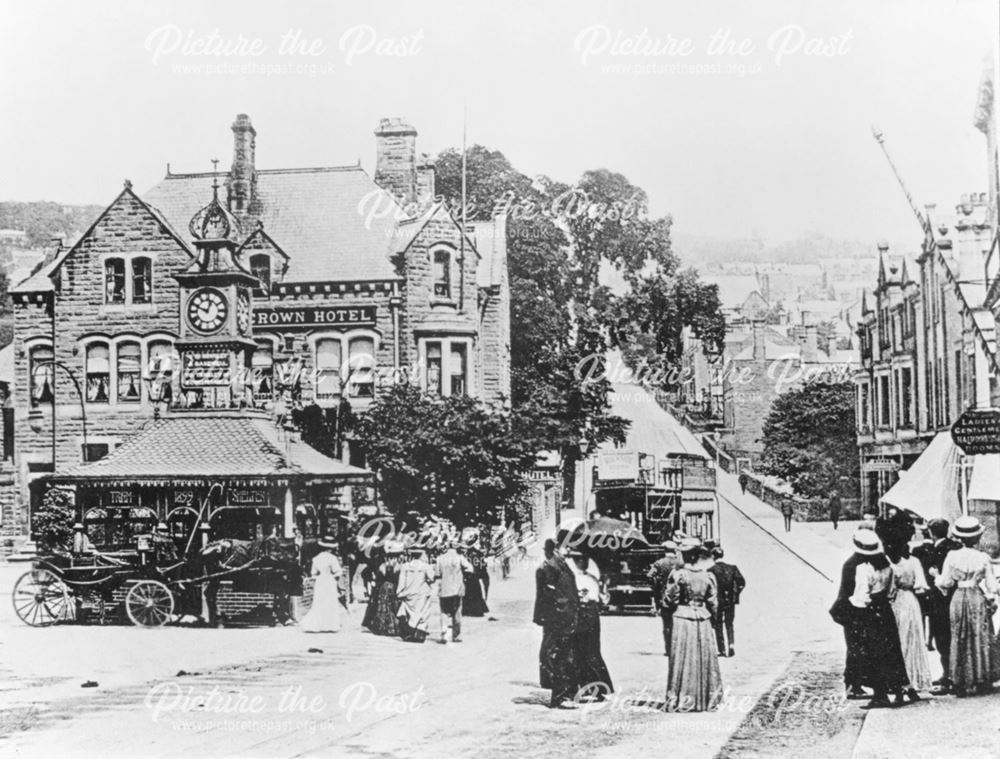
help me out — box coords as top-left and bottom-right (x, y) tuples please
(55, 412), (371, 483)
(143, 167), (405, 283)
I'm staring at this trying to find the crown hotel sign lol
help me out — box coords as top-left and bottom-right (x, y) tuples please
(254, 305), (377, 331)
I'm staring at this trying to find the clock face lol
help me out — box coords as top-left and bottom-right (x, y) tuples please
(187, 288), (229, 334)
(236, 291), (251, 335)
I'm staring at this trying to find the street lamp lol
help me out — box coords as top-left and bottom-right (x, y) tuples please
(143, 375), (169, 419)
(29, 360), (88, 467)
(578, 434), (589, 516)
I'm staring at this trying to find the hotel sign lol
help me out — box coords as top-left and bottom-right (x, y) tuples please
(952, 408), (1000, 455)
(254, 305), (377, 331)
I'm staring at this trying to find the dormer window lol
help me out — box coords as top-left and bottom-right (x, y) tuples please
(433, 249), (451, 299)
(250, 253), (271, 292)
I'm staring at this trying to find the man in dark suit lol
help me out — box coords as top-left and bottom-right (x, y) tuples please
(830, 534), (870, 699)
(647, 541), (681, 655)
(534, 538), (579, 708)
(923, 518), (959, 693)
(709, 547), (746, 657)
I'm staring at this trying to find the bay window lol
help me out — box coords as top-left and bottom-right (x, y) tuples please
(422, 337), (472, 397)
(315, 339), (342, 402)
(427, 342), (443, 394)
(29, 345), (54, 407)
(86, 343), (111, 403)
(116, 342), (142, 403)
(449, 343), (467, 396)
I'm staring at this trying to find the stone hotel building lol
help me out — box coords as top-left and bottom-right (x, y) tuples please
(1, 114), (510, 546)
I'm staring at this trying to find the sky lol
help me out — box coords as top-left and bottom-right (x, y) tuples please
(0, 0), (996, 249)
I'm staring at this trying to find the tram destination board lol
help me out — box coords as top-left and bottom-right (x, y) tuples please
(951, 408), (1000, 455)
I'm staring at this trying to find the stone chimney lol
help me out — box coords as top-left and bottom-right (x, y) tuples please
(375, 118), (418, 206)
(803, 325), (819, 363)
(227, 114), (256, 215)
(416, 152), (436, 206)
(751, 320), (766, 360)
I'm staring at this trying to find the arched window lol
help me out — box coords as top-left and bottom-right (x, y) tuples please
(252, 341), (274, 404)
(29, 345), (54, 407)
(347, 337), (375, 398)
(433, 249), (451, 298)
(85, 343), (110, 403)
(250, 254), (271, 292)
(315, 339), (342, 403)
(105, 259), (126, 304)
(132, 257), (152, 303)
(148, 340), (173, 404)
(116, 341), (141, 403)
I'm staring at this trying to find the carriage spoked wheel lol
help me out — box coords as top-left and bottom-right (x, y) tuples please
(12, 568), (71, 627)
(125, 580), (175, 627)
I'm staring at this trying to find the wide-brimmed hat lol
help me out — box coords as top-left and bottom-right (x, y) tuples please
(952, 516), (984, 540)
(318, 535), (338, 549)
(852, 529), (881, 556)
(155, 522), (169, 532)
(384, 540), (405, 555)
(661, 540), (678, 552)
(72, 522), (85, 530)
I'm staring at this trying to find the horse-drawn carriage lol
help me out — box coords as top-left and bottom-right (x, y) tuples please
(11, 486), (309, 628)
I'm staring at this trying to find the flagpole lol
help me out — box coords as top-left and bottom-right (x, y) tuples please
(459, 98), (467, 313)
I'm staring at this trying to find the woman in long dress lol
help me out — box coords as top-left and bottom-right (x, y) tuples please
(300, 535), (344, 633)
(396, 548), (435, 643)
(362, 545), (403, 636)
(934, 516), (1000, 697)
(848, 529), (912, 708)
(462, 539), (490, 617)
(887, 544), (933, 694)
(568, 552), (613, 699)
(665, 543), (723, 712)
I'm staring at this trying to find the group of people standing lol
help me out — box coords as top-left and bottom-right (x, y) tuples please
(533, 539), (615, 708)
(831, 512), (1000, 708)
(360, 536), (491, 644)
(534, 534), (743, 712)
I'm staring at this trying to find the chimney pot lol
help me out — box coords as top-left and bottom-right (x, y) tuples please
(375, 117), (419, 206)
(227, 114), (256, 216)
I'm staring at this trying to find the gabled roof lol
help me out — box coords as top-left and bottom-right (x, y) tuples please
(12, 184), (195, 294)
(144, 167), (406, 283)
(54, 412), (371, 483)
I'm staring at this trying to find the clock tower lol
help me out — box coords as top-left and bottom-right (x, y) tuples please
(173, 175), (259, 410)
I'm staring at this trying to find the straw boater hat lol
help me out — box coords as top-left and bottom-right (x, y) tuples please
(952, 516), (984, 540)
(678, 537), (702, 552)
(318, 534), (338, 549)
(384, 540), (405, 556)
(852, 529), (881, 556)
(661, 540), (678, 553)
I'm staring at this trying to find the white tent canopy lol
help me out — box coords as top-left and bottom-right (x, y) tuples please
(880, 432), (961, 521)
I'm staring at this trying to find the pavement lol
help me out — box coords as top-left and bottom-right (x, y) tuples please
(574, 382), (1000, 758)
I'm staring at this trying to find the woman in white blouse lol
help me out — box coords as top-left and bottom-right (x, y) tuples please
(848, 529), (912, 708)
(934, 516), (999, 697)
(887, 543), (933, 694)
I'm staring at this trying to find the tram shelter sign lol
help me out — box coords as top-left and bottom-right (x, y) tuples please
(951, 408), (1000, 455)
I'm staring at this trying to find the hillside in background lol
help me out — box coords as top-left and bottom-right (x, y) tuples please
(673, 231), (907, 268)
(0, 201), (103, 248)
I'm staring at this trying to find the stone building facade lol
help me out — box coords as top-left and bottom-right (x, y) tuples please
(4, 114), (511, 543)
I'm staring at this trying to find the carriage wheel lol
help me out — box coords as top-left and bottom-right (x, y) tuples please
(12, 568), (71, 627)
(125, 580), (174, 627)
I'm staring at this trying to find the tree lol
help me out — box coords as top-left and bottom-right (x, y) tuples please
(433, 146), (629, 506)
(355, 384), (537, 527)
(758, 381), (859, 499)
(32, 487), (75, 551)
(608, 268), (726, 389)
(292, 399), (357, 461)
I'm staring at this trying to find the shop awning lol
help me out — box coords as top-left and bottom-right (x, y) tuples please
(880, 431), (960, 520)
(968, 453), (1000, 502)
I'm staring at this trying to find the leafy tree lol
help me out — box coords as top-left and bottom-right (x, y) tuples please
(608, 268), (726, 388)
(355, 384), (537, 527)
(758, 381), (859, 499)
(32, 486), (76, 551)
(292, 399), (357, 460)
